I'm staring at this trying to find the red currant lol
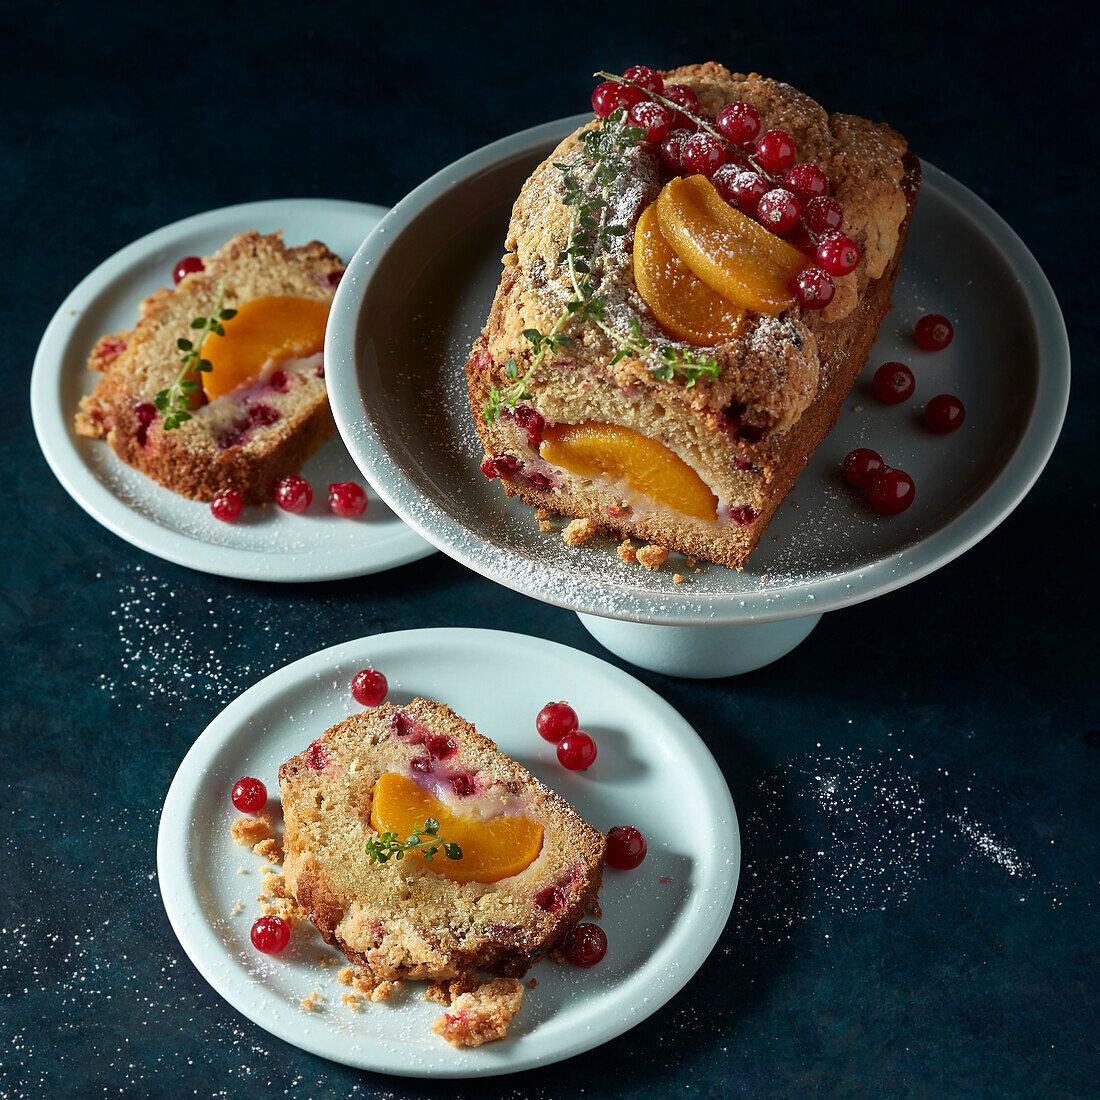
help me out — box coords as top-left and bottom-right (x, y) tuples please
(536, 701), (578, 743)
(305, 739), (330, 771)
(725, 170), (769, 213)
(784, 163), (829, 200)
(622, 65), (663, 95)
(606, 825), (647, 870)
(754, 129), (795, 174)
(251, 915), (290, 954)
(817, 232), (861, 276)
(274, 475), (312, 514)
(231, 776), (267, 813)
(680, 133), (726, 177)
(210, 489), (242, 523)
(659, 129), (690, 171)
(562, 923), (607, 967)
(557, 731), (597, 771)
(842, 448), (884, 488)
(924, 394), (966, 433)
(756, 188), (800, 233)
(173, 256), (204, 284)
(352, 667), (388, 707)
(663, 84), (700, 115)
(627, 100), (673, 144)
(715, 101), (760, 146)
(328, 481), (368, 517)
(794, 267), (835, 310)
(867, 468), (915, 515)
(591, 81), (643, 119)
(915, 314), (953, 351)
(872, 362), (915, 404)
(803, 196), (844, 234)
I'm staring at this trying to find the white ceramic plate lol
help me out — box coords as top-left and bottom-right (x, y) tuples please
(157, 628), (740, 1077)
(30, 199), (434, 582)
(326, 118), (1070, 624)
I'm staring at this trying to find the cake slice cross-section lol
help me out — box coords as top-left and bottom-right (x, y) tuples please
(279, 698), (606, 980)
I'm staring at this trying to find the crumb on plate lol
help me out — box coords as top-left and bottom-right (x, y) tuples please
(562, 517), (597, 546)
(431, 978), (525, 1048)
(636, 544), (668, 571)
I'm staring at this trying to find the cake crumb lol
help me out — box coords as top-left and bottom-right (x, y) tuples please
(790, 499), (798, 507)
(539, 520), (553, 532)
(431, 978), (525, 1048)
(562, 518), (597, 546)
(236, 866), (246, 875)
(318, 954), (340, 967)
(253, 837), (282, 863)
(300, 992), (322, 1012)
(686, 555), (697, 567)
(636, 544), (668, 571)
(230, 901), (243, 916)
(673, 574), (683, 584)
(694, 567), (702, 573)
(257, 870), (306, 927)
(422, 973), (480, 1006)
(341, 993), (362, 1012)
(853, 404), (864, 412)
(528, 978), (538, 989)
(231, 816), (272, 847)
(536, 507), (551, 519)
(339, 964), (402, 1001)
(617, 539), (636, 563)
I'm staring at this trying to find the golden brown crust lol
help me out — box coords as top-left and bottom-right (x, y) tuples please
(466, 65), (920, 570)
(279, 699), (606, 983)
(75, 231), (344, 505)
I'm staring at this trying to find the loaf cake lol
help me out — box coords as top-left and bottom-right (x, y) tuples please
(75, 231), (344, 505)
(466, 63), (920, 569)
(279, 698), (605, 981)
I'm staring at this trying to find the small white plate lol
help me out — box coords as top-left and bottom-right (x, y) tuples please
(30, 199), (434, 582)
(157, 628), (740, 1077)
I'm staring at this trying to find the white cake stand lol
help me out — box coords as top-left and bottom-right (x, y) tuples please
(324, 117), (1069, 677)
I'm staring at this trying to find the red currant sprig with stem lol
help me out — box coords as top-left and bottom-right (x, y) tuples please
(594, 70), (857, 310)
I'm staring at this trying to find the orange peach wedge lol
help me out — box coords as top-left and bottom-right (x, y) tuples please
(540, 421), (718, 522)
(655, 175), (810, 314)
(200, 295), (329, 400)
(369, 772), (543, 884)
(633, 202), (746, 346)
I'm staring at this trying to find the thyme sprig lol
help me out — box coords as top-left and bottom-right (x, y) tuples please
(154, 280), (236, 430)
(365, 818), (463, 865)
(483, 107), (720, 423)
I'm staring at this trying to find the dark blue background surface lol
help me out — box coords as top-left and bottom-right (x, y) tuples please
(2, 2), (1095, 1097)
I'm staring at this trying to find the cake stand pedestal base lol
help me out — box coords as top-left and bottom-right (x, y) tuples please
(576, 612), (822, 678)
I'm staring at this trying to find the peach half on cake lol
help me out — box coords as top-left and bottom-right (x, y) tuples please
(466, 63), (919, 569)
(75, 231), (343, 505)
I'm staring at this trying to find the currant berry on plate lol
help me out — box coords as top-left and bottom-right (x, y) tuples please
(536, 701), (578, 743)
(173, 256), (204, 284)
(925, 393), (966, 433)
(873, 362), (915, 404)
(557, 731), (597, 771)
(210, 488), (242, 522)
(915, 313), (953, 351)
(606, 825), (647, 870)
(232, 776), (267, 813)
(251, 915), (290, 954)
(352, 667), (388, 707)
(867, 467), (915, 515)
(275, 475), (312, 513)
(842, 447), (885, 489)
(562, 922), (608, 967)
(329, 481), (368, 517)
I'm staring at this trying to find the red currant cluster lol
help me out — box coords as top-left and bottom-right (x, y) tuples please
(591, 68), (862, 311)
(209, 478), (368, 522)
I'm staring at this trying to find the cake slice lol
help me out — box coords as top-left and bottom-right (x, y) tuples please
(279, 699), (606, 980)
(466, 63), (920, 569)
(75, 230), (344, 505)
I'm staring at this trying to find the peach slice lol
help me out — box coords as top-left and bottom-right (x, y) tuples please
(369, 772), (543, 884)
(540, 421), (718, 522)
(200, 295), (329, 400)
(633, 202), (746, 346)
(655, 175), (810, 314)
